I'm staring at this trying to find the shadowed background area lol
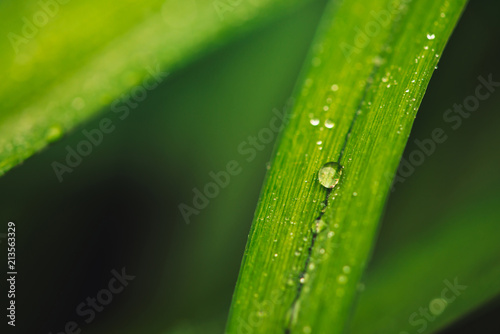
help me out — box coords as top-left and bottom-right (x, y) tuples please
(0, 0), (499, 333)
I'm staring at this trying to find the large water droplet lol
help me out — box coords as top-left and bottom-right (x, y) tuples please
(318, 162), (343, 188)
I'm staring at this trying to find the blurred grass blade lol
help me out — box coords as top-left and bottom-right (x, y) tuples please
(226, 0), (467, 333)
(349, 93), (500, 334)
(350, 197), (500, 334)
(0, 0), (316, 176)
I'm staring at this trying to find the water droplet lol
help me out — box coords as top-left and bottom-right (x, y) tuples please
(325, 119), (334, 128)
(337, 275), (348, 284)
(352, 192), (358, 196)
(323, 105), (329, 111)
(405, 89), (409, 93)
(318, 162), (343, 189)
(316, 140), (322, 145)
(427, 33), (435, 40)
(303, 326), (312, 334)
(310, 118), (320, 126)
(274, 253), (278, 257)
(311, 219), (327, 233)
(342, 265), (351, 274)
(328, 231), (335, 238)
(331, 84), (339, 91)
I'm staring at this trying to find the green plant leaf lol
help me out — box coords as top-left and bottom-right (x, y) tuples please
(349, 84), (500, 333)
(226, 0), (467, 333)
(0, 0), (316, 176)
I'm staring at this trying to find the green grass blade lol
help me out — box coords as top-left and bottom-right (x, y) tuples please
(349, 82), (500, 333)
(226, 0), (467, 333)
(0, 0), (315, 176)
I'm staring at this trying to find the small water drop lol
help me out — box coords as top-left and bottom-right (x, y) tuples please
(310, 118), (320, 126)
(324, 119), (334, 128)
(318, 162), (343, 189)
(331, 84), (339, 91)
(342, 265), (351, 274)
(316, 140), (322, 145)
(311, 219), (327, 233)
(337, 275), (348, 284)
(427, 33), (435, 40)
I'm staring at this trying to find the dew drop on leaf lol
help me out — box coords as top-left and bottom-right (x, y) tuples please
(311, 219), (327, 233)
(318, 162), (342, 188)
